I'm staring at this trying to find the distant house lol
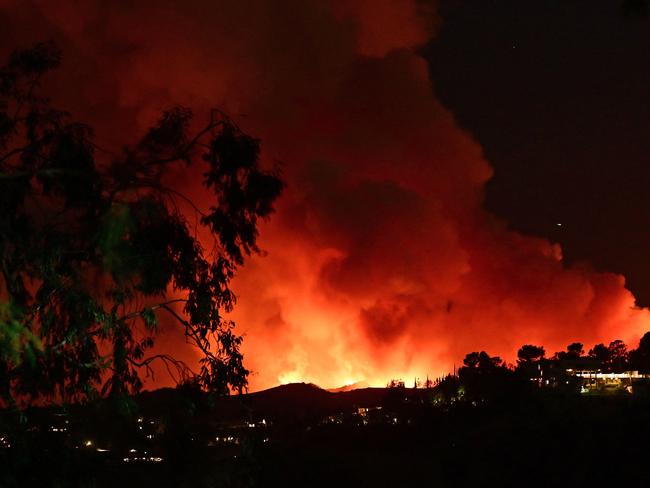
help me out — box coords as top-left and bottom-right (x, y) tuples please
(571, 370), (648, 394)
(525, 358), (649, 394)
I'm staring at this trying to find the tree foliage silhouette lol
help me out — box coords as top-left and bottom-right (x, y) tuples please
(516, 344), (545, 365)
(554, 342), (584, 360)
(607, 339), (628, 372)
(457, 351), (524, 402)
(588, 343), (611, 364)
(0, 42), (283, 407)
(629, 332), (650, 373)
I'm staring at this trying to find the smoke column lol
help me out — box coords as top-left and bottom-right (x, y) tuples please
(1, 0), (648, 389)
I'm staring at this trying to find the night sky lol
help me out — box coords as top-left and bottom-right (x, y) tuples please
(427, 0), (650, 304)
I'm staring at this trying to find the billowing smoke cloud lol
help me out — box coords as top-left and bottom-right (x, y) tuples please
(1, 0), (648, 390)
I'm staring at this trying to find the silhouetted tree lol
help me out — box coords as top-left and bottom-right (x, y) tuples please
(462, 351), (503, 371)
(588, 343), (610, 364)
(515, 344), (545, 381)
(387, 379), (406, 388)
(607, 340), (629, 373)
(588, 340), (629, 372)
(555, 342), (584, 360)
(432, 374), (461, 404)
(0, 43), (283, 408)
(516, 345), (545, 365)
(629, 332), (650, 373)
(457, 351), (524, 403)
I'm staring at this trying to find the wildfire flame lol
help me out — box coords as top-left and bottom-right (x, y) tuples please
(2, 0), (648, 391)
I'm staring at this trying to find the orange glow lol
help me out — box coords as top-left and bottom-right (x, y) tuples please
(2, 0), (649, 392)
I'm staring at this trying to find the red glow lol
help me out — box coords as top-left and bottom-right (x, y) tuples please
(2, 0), (648, 391)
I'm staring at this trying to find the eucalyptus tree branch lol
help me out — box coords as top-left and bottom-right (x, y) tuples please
(142, 117), (226, 168)
(159, 304), (218, 361)
(119, 298), (188, 322)
(12, 73), (42, 121)
(127, 353), (194, 383)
